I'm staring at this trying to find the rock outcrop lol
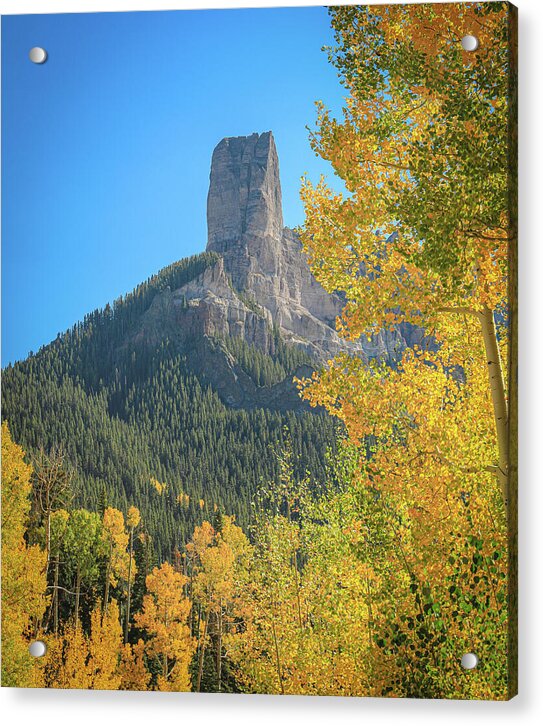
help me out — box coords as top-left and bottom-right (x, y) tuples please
(135, 131), (420, 407)
(205, 132), (352, 360)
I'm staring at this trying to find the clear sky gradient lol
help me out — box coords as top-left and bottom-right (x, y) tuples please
(1, 6), (345, 365)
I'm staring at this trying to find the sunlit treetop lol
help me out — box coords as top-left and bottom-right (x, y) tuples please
(302, 2), (513, 339)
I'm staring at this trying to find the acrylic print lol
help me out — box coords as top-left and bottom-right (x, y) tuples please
(1, 2), (517, 699)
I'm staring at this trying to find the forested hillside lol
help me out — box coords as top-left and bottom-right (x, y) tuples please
(2, 252), (339, 559)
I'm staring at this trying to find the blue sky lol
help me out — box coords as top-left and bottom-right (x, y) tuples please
(1, 6), (345, 365)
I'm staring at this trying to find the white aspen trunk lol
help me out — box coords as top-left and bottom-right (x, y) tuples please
(196, 607), (210, 692)
(480, 306), (509, 510)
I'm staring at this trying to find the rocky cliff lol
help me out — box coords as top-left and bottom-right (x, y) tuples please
(135, 131), (420, 406)
(206, 132), (351, 359)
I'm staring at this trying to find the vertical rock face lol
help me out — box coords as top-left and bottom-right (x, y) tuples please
(204, 131), (357, 359)
(207, 132), (284, 294)
(140, 130), (417, 370)
(207, 132), (283, 254)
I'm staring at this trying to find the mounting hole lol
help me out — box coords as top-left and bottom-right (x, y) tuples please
(461, 652), (479, 670)
(29, 640), (47, 658)
(29, 47), (48, 64)
(461, 35), (479, 52)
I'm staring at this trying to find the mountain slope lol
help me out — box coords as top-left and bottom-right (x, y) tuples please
(1, 131), (416, 557)
(144, 131), (419, 366)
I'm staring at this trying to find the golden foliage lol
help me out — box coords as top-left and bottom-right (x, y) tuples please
(294, 1), (512, 700)
(1, 422), (48, 687)
(88, 600), (123, 690)
(177, 492), (190, 509)
(102, 507), (130, 591)
(150, 477), (167, 495)
(43, 622), (90, 690)
(126, 505), (141, 530)
(119, 639), (151, 691)
(135, 562), (195, 691)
